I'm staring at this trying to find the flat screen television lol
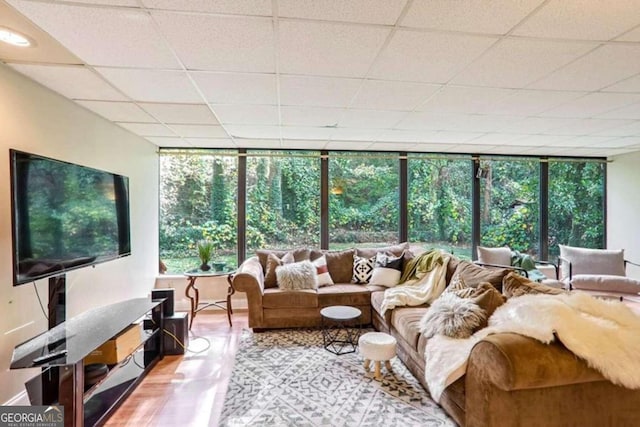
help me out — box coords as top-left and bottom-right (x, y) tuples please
(10, 150), (131, 286)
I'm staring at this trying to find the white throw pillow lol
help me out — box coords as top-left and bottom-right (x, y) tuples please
(312, 255), (334, 286)
(369, 252), (403, 287)
(276, 260), (318, 290)
(352, 255), (375, 284)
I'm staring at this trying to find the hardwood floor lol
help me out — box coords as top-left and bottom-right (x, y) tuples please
(104, 311), (248, 427)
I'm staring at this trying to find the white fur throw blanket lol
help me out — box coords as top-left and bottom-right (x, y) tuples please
(425, 292), (640, 402)
(380, 256), (450, 314)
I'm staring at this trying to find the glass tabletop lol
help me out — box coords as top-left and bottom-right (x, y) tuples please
(184, 268), (235, 277)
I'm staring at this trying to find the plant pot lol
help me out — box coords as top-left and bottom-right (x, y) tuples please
(212, 261), (226, 272)
(200, 263), (211, 271)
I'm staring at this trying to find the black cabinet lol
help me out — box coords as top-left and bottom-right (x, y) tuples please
(11, 298), (164, 427)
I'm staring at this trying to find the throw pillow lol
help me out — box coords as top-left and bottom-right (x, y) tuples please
(558, 245), (625, 280)
(452, 261), (511, 292)
(312, 255), (334, 287)
(477, 246), (512, 266)
(310, 248), (355, 283)
(276, 260), (318, 291)
(352, 255), (375, 284)
(264, 251), (294, 288)
(502, 272), (564, 298)
(369, 252), (403, 287)
(256, 248), (310, 272)
(419, 293), (487, 339)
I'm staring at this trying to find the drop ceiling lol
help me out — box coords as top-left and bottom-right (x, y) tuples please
(1, 0), (640, 157)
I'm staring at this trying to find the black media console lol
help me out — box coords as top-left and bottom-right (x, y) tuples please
(10, 298), (165, 427)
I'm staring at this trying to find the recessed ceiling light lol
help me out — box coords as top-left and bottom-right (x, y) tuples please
(0, 27), (34, 48)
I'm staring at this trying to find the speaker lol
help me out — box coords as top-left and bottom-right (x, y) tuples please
(163, 312), (188, 355)
(151, 288), (175, 316)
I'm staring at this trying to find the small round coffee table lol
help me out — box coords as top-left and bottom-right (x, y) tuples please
(320, 305), (362, 355)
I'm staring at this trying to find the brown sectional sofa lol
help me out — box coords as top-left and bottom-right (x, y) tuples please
(232, 246), (640, 427)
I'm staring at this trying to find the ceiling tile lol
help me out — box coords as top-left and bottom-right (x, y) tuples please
(330, 128), (383, 141)
(350, 80), (441, 111)
(278, 20), (390, 77)
(375, 130), (436, 143)
(513, 0), (640, 40)
(541, 93), (640, 118)
(509, 134), (573, 146)
(368, 142), (417, 151)
(167, 124), (229, 138)
(616, 25), (640, 42)
(117, 122), (176, 136)
(278, 0), (407, 25)
(498, 116), (578, 133)
(7, 0), (180, 68)
(418, 86), (514, 114)
(95, 68), (202, 103)
(596, 102), (640, 120)
(76, 100), (156, 122)
(152, 12), (275, 73)
(530, 44), (640, 91)
(401, 0), (543, 34)
(544, 118), (635, 136)
(548, 136), (616, 147)
(8, 64), (126, 101)
(169, 125), (229, 138)
(370, 30), (498, 83)
(62, 1), (139, 6)
(224, 125), (281, 139)
(0, 2), (80, 64)
(212, 105), (279, 125)
(280, 106), (343, 127)
(185, 138), (237, 148)
(279, 75), (362, 107)
(447, 144), (496, 154)
(234, 138), (283, 148)
(466, 133), (529, 145)
(138, 103), (218, 124)
(397, 112), (519, 132)
(280, 139), (327, 150)
(191, 72), (277, 105)
(408, 143), (452, 152)
(483, 89), (585, 116)
(281, 127), (335, 140)
(583, 136), (640, 147)
(604, 74), (640, 93)
(480, 145), (539, 155)
(428, 131), (485, 144)
(324, 141), (372, 150)
(145, 137), (191, 147)
(592, 121), (640, 137)
(339, 109), (407, 128)
(142, 0), (272, 15)
(452, 38), (596, 88)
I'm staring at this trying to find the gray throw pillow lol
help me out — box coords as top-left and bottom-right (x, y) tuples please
(419, 293), (487, 339)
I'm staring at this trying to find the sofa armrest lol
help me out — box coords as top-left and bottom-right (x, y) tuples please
(232, 257), (265, 328)
(468, 333), (603, 392)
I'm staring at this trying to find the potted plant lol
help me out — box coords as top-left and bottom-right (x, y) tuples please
(197, 240), (214, 271)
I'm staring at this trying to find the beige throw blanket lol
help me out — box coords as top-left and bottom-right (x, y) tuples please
(425, 292), (640, 402)
(380, 252), (450, 314)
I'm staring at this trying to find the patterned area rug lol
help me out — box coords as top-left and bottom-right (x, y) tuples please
(220, 329), (455, 426)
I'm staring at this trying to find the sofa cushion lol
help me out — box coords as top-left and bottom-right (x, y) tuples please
(317, 284), (373, 307)
(257, 248), (310, 272)
(264, 251), (294, 289)
(502, 272), (564, 298)
(570, 274), (640, 294)
(262, 288), (318, 309)
(355, 242), (410, 259)
(391, 307), (430, 350)
(477, 246), (512, 266)
(452, 260), (511, 292)
(559, 245), (625, 280)
(310, 249), (355, 284)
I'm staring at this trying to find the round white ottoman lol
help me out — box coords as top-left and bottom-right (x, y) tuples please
(358, 332), (397, 380)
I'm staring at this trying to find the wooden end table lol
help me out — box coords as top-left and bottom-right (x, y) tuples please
(184, 269), (236, 329)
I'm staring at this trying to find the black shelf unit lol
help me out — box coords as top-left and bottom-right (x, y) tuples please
(11, 298), (164, 427)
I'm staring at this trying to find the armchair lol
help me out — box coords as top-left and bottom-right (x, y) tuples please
(558, 245), (640, 295)
(475, 246), (560, 281)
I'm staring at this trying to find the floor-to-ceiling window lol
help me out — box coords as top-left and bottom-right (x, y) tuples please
(159, 150), (238, 273)
(158, 149), (606, 270)
(479, 158), (540, 258)
(245, 151), (320, 258)
(328, 152), (399, 249)
(548, 160), (605, 261)
(408, 155), (472, 259)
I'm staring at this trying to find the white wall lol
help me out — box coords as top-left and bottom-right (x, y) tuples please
(607, 151), (640, 279)
(0, 63), (158, 403)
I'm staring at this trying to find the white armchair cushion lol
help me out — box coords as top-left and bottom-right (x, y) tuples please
(559, 245), (625, 280)
(477, 246), (511, 266)
(571, 274), (640, 295)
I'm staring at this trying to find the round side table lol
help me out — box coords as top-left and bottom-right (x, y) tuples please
(320, 305), (362, 355)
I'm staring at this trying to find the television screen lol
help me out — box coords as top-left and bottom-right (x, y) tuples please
(10, 150), (131, 285)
